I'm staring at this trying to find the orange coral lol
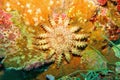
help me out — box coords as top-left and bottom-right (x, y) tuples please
(2, 0), (63, 26)
(68, 0), (96, 20)
(2, 0), (96, 27)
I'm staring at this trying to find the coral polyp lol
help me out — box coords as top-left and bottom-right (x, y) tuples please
(33, 14), (88, 67)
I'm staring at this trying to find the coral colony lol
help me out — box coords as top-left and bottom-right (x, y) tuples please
(0, 0), (120, 79)
(0, 10), (20, 54)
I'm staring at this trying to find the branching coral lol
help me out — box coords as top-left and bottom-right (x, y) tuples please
(33, 13), (88, 67)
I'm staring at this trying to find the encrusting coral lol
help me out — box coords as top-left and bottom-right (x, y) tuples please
(1, 11), (49, 70)
(0, 9), (21, 55)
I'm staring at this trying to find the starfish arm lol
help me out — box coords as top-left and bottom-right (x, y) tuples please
(64, 18), (70, 27)
(48, 49), (55, 59)
(64, 51), (71, 62)
(33, 44), (49, 50)
(42, 25), (53, 33)
(37, 39), (48, 45)
(50, 18), (56, 26)
(58, 16), (63, 24)
(73, 34), (88, 40)
(56, 54), (63, 67)
(71, 48), (81, 55)
(69, 26), (80, 33)
(74, 41), (87, 47)
(35, 33), (47, 39)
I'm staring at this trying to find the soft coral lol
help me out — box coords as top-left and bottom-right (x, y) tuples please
(117, 0), (120, 11)
(97, 0), (107, 6)
(0, 9), (12, 29)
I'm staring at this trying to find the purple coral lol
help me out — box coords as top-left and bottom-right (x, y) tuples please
(24, 60), (53, 71)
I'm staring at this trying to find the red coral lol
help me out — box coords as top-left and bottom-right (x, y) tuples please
(97, 0), (107, 6)
(116, 0), (120, 11)
(117, 0), (120, 4)
(0, 33), (4, 39)
(8, 33), (16, 40)
(117, 28), (120, 33)
(106, 21), (120, 41)
(100, 8), (107, 16)
(0, 9), (12, 30)
(117, 5), (120, 11)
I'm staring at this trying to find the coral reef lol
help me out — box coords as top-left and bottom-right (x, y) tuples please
(0, 0), (120, 80)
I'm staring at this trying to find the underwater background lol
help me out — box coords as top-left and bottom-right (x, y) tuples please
(0, 0), (120, 80)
